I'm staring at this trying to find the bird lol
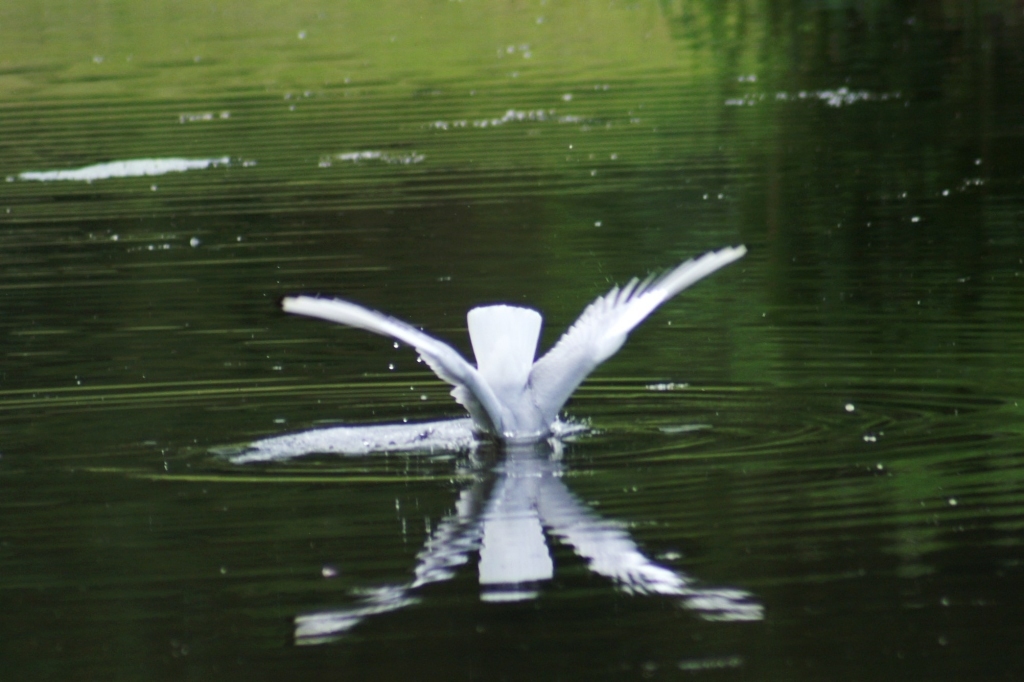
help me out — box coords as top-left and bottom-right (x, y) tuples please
(281, 245), (746, 443)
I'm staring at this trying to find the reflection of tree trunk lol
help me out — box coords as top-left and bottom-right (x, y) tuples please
(766, 138), (780, 242)
(978, 3), (993, 202)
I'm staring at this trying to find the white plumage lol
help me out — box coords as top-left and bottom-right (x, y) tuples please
(282, 245), (746, 441)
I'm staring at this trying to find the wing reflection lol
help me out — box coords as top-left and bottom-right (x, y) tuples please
(270, 434), (763, 645)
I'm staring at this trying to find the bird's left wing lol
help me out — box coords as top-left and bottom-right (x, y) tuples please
(527, 245), (746, 425)
(281, 296), (505, 434)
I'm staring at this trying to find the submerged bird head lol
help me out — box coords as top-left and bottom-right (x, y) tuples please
(281, 245), (746, 442)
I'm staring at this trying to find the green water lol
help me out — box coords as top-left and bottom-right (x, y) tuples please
(3, 1), (1024, 680)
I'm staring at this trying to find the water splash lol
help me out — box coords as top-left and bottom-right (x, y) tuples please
(219, 417), (588, 463)
(221, 418), (480, 463)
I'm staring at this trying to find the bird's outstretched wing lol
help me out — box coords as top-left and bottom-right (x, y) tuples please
(527, 245), (747, 425)
(281, 296), (506, 434)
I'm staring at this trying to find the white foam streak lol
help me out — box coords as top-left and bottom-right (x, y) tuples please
(19, 156), (231, 182)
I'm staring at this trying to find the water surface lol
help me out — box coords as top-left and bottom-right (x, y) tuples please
(2, 2), (1024, 680)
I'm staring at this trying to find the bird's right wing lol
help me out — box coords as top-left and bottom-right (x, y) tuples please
(281, 296), (505, 434)
(527, 246), (746, 424)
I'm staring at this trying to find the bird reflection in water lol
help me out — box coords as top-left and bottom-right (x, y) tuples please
(230, 427), (763, 645)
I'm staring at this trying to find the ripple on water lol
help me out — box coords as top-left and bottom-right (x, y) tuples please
(562, 381), (1024, 598)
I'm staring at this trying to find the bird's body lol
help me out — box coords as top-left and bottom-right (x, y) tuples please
(282, 245), (746, 442)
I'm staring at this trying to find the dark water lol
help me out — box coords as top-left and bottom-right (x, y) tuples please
(3, 2), (1024, 680)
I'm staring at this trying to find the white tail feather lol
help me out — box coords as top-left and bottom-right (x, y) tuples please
(467, 305), (542, 392)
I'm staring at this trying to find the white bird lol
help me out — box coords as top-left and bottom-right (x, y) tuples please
(281, 245), (746, 442)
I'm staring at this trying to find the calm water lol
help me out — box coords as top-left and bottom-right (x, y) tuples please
(3, 2), (1024, 680)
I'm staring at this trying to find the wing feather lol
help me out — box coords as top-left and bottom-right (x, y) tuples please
(281, 296), (506, 434)
(527, 245), (746, 424)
